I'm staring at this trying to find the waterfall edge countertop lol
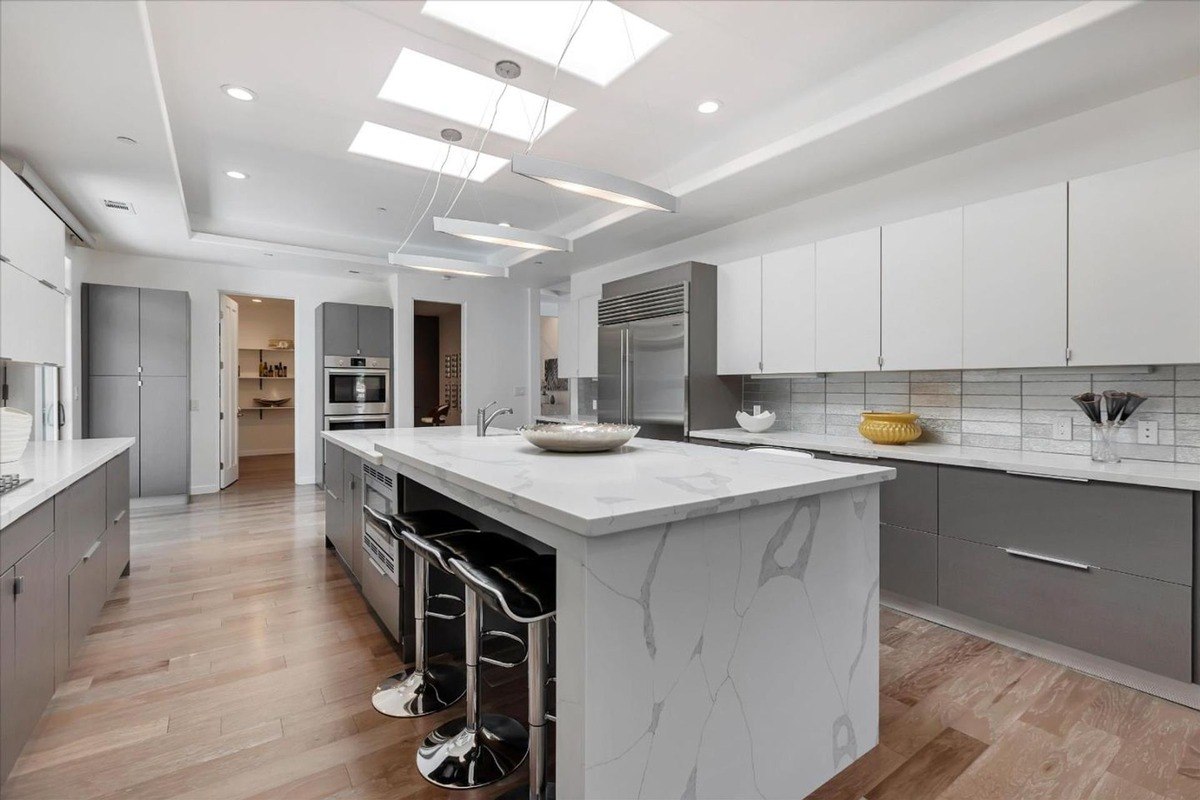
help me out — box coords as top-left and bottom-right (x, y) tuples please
(0, 438), (135, 529)
(324, 425), (893, 536)
(689, 428), (1200, 491)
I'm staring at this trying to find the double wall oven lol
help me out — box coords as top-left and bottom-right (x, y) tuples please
(324, 355), (390, 430)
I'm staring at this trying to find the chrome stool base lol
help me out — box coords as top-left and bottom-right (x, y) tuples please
(496, 782), (556, 800)
(371, 662), (466, 718)
(416, 713), (529, 789)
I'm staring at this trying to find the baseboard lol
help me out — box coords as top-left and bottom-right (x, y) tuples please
(190, 484), (218, 495)
(882, 591), (1200, 710)
(239, 448), (295, 457)
(131, 494), (189, 511)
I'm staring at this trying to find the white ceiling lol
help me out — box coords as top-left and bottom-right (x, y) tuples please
(1, 0), (1197, 287)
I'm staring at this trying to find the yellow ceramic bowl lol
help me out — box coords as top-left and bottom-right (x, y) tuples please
(858, 412), (922, 445)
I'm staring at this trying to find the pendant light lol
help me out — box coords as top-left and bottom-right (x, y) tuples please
(511, 154), (677, 212)
(388, 251), (506, 278)
(433, 216), (573, 251)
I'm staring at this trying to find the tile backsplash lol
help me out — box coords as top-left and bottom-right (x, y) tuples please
(742, 365), (1200, 464)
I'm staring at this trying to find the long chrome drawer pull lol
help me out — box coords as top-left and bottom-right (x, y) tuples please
(1005, 470), (1089, 483)
(113, 509), (127, 524)
(829, 451), (878, 460)
(1004, 547), (1090, 571)
(82, 541), (102, 562)
(325, 488), (339, 501)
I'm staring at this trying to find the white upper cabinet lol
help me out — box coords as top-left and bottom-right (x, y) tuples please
(815, 228), (881, 373)
(1068, 150), (1200, 367)
(717, 256), (763, 375)
(557, 297), (578, 379)
(1, 261), (66, 366)
(0, 162), (65, 290)
(963, 183), (1067, 369)
(576, 294), (600, 379)
(881, 208), (963, 372)
(761, 244), (816, 374)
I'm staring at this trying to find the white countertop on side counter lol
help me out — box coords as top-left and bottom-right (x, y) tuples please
(0, 438), (135, 529)
(321, 430), (386, 465)
(689, 428), (1200, 492)
(362, 425), (892, 536)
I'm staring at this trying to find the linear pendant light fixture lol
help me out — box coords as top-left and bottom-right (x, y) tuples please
(433, 216), (572, 252)
(388, 251), (506, 278)
(511, 153), (678, 212)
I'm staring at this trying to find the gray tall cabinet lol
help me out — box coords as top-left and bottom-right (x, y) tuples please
(83, 284), (190, 498)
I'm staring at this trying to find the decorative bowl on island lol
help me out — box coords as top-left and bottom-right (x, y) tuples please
(517, 422), (640, 453)
(858, 411), (922, 445)
(735, 410), (775, 433)
(0, 407), (33, 464)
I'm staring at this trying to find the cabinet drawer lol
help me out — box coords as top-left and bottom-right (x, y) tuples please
(939, 535), (1191, 681)
(819, 454), (937, 533)
(881, 524), (937, 604)
(361, 553), (400, 642)
(107, 513), (130, 593)
(0, 499), (53, 574)
(68, 535), (108, 661)
(939, 466), (1192, 585)
(63, 467), (108, 569)
(106, 450), (130, 521)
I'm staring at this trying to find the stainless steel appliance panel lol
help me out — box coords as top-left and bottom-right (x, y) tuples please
(324, 414), (390, 431)
(627, 315), (686, 439)
(324, 367), (390, 415)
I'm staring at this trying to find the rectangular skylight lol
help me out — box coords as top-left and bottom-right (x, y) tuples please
(379, 49), (574, 142)
(347, 121), (508, 182)
(421, 0), (670, 87)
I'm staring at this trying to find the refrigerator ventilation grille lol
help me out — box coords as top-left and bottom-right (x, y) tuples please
(598, 283), (687, 325)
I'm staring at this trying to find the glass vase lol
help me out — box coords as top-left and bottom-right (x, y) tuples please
(1091, 422), (1120, 463)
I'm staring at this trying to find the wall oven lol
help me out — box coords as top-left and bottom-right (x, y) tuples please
(324, 414), (390, 431)
(324, 356), (390, 415)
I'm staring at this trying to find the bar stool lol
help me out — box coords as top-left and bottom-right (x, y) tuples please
(364, 507), (478, 718)
(408, 529), (538, 789)
(448, 554), (556, 800)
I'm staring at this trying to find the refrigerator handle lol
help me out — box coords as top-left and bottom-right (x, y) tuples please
(622, 328), (633, 424)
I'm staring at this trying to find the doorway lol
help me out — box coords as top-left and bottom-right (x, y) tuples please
(219, 294), (296, 488)
(413, 301), (462, 427)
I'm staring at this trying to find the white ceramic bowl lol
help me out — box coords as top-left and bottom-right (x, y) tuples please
(735, 410), (775, 433)
(0, 407), (34, 464)
(518, 422), (640, 453)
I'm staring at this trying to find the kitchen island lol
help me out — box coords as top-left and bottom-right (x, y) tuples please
(329, 426), (893, 799)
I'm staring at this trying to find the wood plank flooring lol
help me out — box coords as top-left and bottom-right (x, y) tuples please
(2, 453), (1196, 800)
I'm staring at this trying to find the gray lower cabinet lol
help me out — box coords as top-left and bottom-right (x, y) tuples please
(107, 453), (131, 592)
(344, 455), (363, 580)
(67, 535), (107, 663)
(880, 524), (937, 605)
(0, 531), (57, 785)
(61, 466), (107, 570)
(324, 443), (347, 557)
(939, 535), (1192, 681)
(819, 454), (937, 532)
(88, 376), (141, 497)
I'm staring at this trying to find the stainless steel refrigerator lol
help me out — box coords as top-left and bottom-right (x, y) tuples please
(597, 262), (739, 441)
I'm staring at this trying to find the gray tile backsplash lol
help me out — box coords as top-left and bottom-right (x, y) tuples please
(741, 365), (1200, 464)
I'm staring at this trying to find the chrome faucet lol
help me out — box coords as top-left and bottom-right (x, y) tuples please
(476, 401), (513, 436)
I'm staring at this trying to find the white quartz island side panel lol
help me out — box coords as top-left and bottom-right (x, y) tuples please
(368, 427), (891, 799)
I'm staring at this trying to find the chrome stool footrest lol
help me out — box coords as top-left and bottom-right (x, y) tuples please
(545, 676), (556, 723)
(425, 592), (465, 620)
(480, 629), (527, 668)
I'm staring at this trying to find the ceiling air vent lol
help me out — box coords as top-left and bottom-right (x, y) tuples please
(101, 199), (136, 214)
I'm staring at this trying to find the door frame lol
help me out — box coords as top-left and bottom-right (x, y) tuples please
(218, 294), (240, 488)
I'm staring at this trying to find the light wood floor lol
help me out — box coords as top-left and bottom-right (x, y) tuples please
(2, 455), (1197, 800)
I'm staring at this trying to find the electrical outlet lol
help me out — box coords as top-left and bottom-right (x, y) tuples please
(190, 399), (199, 412)
(1138, 420), (1159, 445)
(592, 399), (598, 411)
(514, 386), (526, 397)
(1052, 418), (1072, 441)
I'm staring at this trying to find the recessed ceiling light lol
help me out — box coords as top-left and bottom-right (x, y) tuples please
(697, 100), (721, 114)
(377, 207), (388, 212)
(264, 253), (273, 257)
(349, 269), (361, 274)
(511, 154), (677, 212)
(348, 122), (507, 182)
(251, 298), (263, 303)
(222, 84), (256, 102)
(422, 0), (670, 86)
(116, 135), (138, 145)
(225, 170), (248, 180)
(378, 49), (573, 142)
(434, 217), (572, 252)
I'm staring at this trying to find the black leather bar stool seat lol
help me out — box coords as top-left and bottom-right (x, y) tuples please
(444, 554), (557, 800)
(401, 526), (537, 575)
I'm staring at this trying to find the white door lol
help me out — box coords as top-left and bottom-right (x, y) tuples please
(815, 228), (881, 373)
(1068, 150), (1200, 366)
(964, 184), (1067, 369)
(882, 208), (963, 371)
(219, 295), (239, 488)
(762, 243), (816, 374)
(716, 256), (762, 375)
(576, 294), (600, 379)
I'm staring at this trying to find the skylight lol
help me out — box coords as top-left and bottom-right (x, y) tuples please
(421, 0), (670, 87)
(347, 122), (508, 182)
(379, 49), (574, 142)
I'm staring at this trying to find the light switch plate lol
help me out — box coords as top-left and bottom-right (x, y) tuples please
(1138, 420), (1158, 445)
(1052, 418), (1072, 441)
(190, 399), (199, 411)
(514, 386), (526, 397)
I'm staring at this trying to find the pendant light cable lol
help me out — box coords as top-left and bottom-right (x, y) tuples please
(525, 0), (593, 155)
(620, 7), (674, 192)
(394, 144), (452, 255)
(443, 79), (509, 218)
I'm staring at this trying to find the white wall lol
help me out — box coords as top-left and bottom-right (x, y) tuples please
(570, 78), (1200, 296)
(69, 249), (388, 491)
(390, 273), (538, 429)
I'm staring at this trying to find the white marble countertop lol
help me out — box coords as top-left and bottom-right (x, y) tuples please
(359, 425), (892, 536)
(689, 428), (1200, 491)
(1, 438), (135, 529)
(321, 430), (386, 466)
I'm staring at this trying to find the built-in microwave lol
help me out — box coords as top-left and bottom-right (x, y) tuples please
(324, 356), (390, 415)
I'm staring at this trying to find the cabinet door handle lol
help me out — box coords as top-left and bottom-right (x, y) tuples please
(82, 541), (102, 562)
(368, 556), (386, 577)
(326, 488), (339, 501)
(13, 576), (24, 596)
(113, 509), (127, 525)
(1004, 547), (1090, 571)
(1005, 470), (1088, 483)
